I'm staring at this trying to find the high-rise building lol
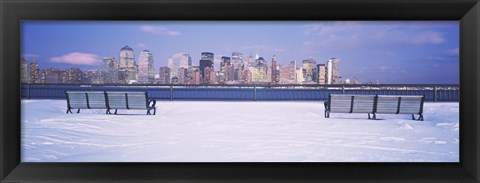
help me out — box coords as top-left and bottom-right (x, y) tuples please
(159, 66), (171, 84)
(326, 58), (340, 84)
(167, 56), (178, 80)
(29, 61), (39, 83)
(220, 56), (231, 72)
(20, 58), (29, 83)
(39, 69), (47, 84)
(279, 61), (296, 84)
(201, 52), (214, 61)
(138, 50), (155, 83)
(302, 58), (317, 82)
(179, 53), (191, 68)
(317, 64), (326, 84)
(271, 55), (277, 83)
(331, 58), (340, 84)
(232, 52), (244, 71)
(119, 46), (137, 83)
(101, 57), (118, 84)
(177, 67), (187, 84)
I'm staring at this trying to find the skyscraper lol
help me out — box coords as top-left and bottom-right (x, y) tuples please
(330, 58), (340, 84)
(179, 53), (191, 68)
(271, 55), (277, 83)
(101, 57), (118, 84)
(138, 50), (155, 83)
(326, 59), (333, 84)
(167, 56), (178, 81)
(29, 61), (39, 83)
(159, 66), (171, 84)
(201, 52), (214, 61)
(220, 56), (231, 72)
(20, 58), (29, 83)
(119, 46), (137, 83)
(317, 64), (326, 84)
(199, 52), (214, 81)
(302, 58), (317, 82)
(232, 52), (244, 71)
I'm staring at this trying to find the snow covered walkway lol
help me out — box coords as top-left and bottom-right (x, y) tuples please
(21, 100), (459, 162)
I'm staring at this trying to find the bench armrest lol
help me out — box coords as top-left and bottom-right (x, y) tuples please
(148, 99), (156, 108)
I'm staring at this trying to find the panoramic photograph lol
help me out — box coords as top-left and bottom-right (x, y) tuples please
(20, 21), (459, 162)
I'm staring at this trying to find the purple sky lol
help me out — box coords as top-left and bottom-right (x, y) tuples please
(21, 21), (459, 84)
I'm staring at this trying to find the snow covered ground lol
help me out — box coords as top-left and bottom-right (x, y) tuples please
(21, 99), (459, 162)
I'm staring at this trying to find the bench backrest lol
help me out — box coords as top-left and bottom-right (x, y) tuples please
(105, 91), (148, 109)
(329, 94), (376, 113)
(86, 91), (107, 109)
(66, 91), (88, 109)
(375, 95), (424, 114)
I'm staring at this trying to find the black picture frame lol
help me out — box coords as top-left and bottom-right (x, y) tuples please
(1, 0), (479, 182)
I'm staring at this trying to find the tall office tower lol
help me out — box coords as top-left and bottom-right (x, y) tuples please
(191, 66), (201, 84)
(279, 61), (297, 84)
(138, 50), (155, 83)
(199, 60), (213, 80)
(254, 56), (268, 82)
(29, 61), (39, 83)
(201, 52), (214, 62)
(101, 57), (118, 84)
(225, 64), (235, 82)
(119, 46), (137, 83)
(179, 53), (191, 68)
(177, 67), (187, 84)
(232, 52), (244, 71)
(317, 64), (326, 84)
(244, 53), (255, 67)
(167, 56), (178, 80)
(326, 59), (333, 84)
(271, 55), (277, 83)
(39, 69), (47, 84)
(330, 58), (340, 84)
(220, 56), (231, 72)
(296, 67), (305, 84)
(302, 58), (317, 82)
(20, 58), (29, 83)
(159, 66), (171, 84)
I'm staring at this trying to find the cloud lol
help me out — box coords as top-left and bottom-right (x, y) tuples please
(411, 31), (445, 45)
(140, 25), (181, 36)
(303, 21), (449, 49)
(50, 52), (101, 65)
(137, 43), (148, 48)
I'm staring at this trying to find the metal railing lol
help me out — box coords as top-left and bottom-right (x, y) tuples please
(21, 83), (460, 101)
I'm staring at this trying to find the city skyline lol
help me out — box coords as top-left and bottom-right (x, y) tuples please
(22, 21), (459, 84)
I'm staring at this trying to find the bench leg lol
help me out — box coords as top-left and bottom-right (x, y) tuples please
(106, 109), (111, 114)
(368, 113), (371, 119)
(324, 111), (330, 118)
(66, 108), (72, 114)
(372, 113), (377, 120)
(418, 114), (424, 121)
(411, 114), (415, 120)
(147, 110), (151, 115)
(153, 108), (156, 115)
(114, 109), (117, 115)
(77, 109), (80, 113)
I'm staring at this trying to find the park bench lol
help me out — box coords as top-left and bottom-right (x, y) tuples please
(105, 91), (156, 115)
(65, 91), (108, 114)
(324, 94), (424, 121)
(324, 94), (376, 119)
(65, 91), (156, 115)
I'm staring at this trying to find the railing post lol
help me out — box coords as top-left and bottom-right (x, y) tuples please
(170, 85), (173, 101)
(27, 83), (31, 99)
(433, 85), (437, 102)
(342, 85), (345, 94)
(254, 85), (257, 101)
